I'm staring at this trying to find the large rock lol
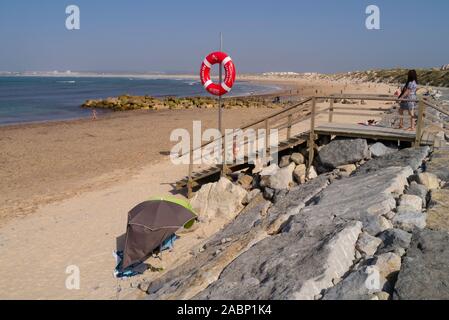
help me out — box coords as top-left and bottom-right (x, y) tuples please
(369, 252), (401, 281)
(357, 147), (429, 175)
(267, 162), (295, 190)
(279, 155), (291, 168)
(405, 182), (428, 207)
(290, 152), (305, 165)
(394, 229), (449, 300)
(426, 188), (449, 232)
(259, 164), (279, 176)
(392, 211), (426, 232)
(237, 174), (253, 190)
(318, 139), (369, 169)
(322, 266), (387, 300)
(195, 222), (362, 300)
(417, 172), (440, 190)
(265, 175), (331, 234)
(369, 142), (397, 158)
(293, 164), (307, 184)
(364, 215), (393, 236)
(398, 194), (423, 212)
(356, 232), (382, 257)
(376, 229), (412, 255)
(190, 177), (248, 222)
(296, 167), (412, 235)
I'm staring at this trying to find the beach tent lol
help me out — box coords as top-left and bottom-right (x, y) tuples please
(121, 197), (196, 270)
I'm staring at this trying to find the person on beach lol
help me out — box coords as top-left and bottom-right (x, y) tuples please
(397, 70), (418, 130)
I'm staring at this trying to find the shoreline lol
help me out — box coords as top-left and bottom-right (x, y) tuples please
(0, 77), (287, 128)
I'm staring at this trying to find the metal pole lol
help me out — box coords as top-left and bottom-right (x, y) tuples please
(218, 32), (225, 175)
(307, 97), (317, 174)
(219, 32), (223, 134)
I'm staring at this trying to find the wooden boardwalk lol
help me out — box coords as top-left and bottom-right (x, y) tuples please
(176, 95), (449, 196)
(315, 123), (432, 144)
(175, 132), (309, 190)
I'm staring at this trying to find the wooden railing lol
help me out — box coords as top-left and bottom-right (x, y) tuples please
(180, 93), (449, 196)
(182, 97), (314, 197)
(315, 94), (449, 146)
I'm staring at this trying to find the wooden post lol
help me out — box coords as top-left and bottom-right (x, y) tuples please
(415, 99), (425, 147)
(187, 135), (194, 199)
(265, 119), (270, 163)
(287, 114), (292, 139)
(328, 99), (334, 123)
(308, 97), (316, 173)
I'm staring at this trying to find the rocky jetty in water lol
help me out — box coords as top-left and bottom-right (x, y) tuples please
(82, 95), (288, 112)
(136, 136), (449, 300)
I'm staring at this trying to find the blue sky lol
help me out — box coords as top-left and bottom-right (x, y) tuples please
(0, 0), (448, 73)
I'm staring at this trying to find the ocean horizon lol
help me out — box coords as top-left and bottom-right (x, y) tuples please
(0, 76), (280, 126)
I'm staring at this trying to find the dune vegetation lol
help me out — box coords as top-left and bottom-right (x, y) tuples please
(338, 68), (449, 88)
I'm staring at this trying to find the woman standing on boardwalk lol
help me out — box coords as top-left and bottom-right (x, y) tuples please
(397, 70), (418, 130)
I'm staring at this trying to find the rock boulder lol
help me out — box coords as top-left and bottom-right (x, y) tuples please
(394, 229), (449, 300)
(293, 164), (307, 184)
(392, 211), (426, 232)
(356, 232), (382, 257)
(369, 252), (401, 281)
(357, 147), (429, 175)
(322, 266), (387, 300)
(290, 152), (305, 165)
(398, 194), (423, 212)
(376, 229), (412, 255)
(267, 163), (295, 190)
(417, 172), (440, 190)
(318, 139), (370, 169)
(369, 142), (397, 158)
(190, 177), (248, 222)
(405, 182), (428, 207)
(195, 222), (362, 300)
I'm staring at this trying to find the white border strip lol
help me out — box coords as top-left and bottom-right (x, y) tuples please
(203, 80), (213, 89)
(221, 82), (231, 92)
(203, 58), (212, 69)
(222, 56), (232, 65)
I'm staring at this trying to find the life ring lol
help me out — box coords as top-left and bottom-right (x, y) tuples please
(200, 51), (236, 96)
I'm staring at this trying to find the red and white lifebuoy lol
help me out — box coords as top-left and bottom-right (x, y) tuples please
(200, 51), (236, 96)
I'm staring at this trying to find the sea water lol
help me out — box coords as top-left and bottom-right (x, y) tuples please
(0, 77), (280, 126)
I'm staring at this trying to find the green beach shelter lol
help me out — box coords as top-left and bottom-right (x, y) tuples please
(121, 197), (197, 270)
